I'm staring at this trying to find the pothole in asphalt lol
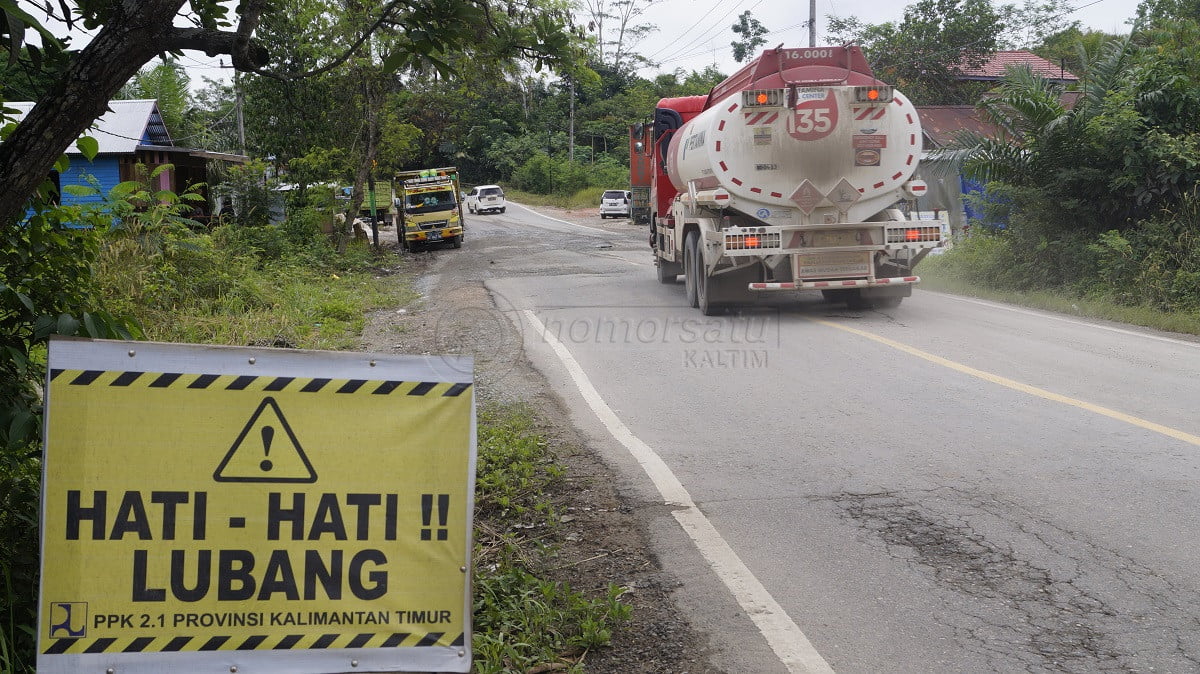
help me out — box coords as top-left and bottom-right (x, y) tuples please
(830, 491), (1124, 670)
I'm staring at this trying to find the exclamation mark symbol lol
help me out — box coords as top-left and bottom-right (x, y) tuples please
(260, 426), (274, 472)
(420, 494), (433, 541)
(437, 494), (449, 541)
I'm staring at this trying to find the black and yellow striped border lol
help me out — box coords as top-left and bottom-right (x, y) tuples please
(49, 370), (472, 397)
(44, 631), (464, 654)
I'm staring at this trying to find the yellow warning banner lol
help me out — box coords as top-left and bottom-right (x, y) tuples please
(38, 340), (475, 673)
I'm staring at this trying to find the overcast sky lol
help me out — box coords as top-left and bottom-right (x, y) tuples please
(27, 0), (1146, 94)
(634, 0), (1143, 79)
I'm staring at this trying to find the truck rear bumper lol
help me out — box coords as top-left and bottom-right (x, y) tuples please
(749, 275), (920, 291)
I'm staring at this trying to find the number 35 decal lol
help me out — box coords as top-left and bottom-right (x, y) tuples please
(786, 91), (838, 141)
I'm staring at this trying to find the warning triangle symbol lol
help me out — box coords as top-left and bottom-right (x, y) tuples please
(213, 397), (318, 483)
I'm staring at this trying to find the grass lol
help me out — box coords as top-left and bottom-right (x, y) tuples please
(95, 232), (418, 350)
(142, 263), (413, 349)
(918, 255), (1200, 336)
(505, 188), (604, 211)
(473, 405), (632, 673)
(6, 217), (629, 673)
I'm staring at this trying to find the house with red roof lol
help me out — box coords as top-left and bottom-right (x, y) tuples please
(958, 50), (1078, 85)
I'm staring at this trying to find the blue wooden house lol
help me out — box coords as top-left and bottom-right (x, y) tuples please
(8, 99), (246, 218)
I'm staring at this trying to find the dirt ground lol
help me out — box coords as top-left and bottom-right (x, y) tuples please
(357, 207), (725, 673)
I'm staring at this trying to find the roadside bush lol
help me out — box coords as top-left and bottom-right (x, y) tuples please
(512, 153), (553, 194)
(512, 154), (634, 197)
(1088, 190), (1200, 311)
(0, 452), (39, 674)
(213, 222), (288, 262)
(211, 160), (276, 228)
(279, 206), (328, 248)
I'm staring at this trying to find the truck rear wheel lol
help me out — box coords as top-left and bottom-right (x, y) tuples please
(845, 289), (871, 310)
(684, 231), (701, 308)
(696, 265), (721, 316)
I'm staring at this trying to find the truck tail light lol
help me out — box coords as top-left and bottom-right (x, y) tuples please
(887, 225), (942, 243)
(725, 231), (780, 250)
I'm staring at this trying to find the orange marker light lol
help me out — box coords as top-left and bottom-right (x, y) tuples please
(905, 229), (920, 241)
(746, 235), (761, 248)
(868, 89), (880, 101)
(756, 92), (769, 104)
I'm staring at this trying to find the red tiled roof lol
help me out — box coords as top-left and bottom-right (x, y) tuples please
(959, 50), (1077, 81)
(916, 106), (1000, 147)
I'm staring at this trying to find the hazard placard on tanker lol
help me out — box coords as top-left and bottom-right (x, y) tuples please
(37, 338), (476, 674)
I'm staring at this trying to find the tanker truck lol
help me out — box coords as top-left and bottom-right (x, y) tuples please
(641, 45), (945, 314)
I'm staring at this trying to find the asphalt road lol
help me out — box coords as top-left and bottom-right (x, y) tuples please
(457, 203), (1200, 673)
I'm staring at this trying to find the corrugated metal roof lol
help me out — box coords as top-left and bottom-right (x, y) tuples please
(917, 106), (1000, 147)
(5, 99), (172, 154)
(959, 50), (1078, 81)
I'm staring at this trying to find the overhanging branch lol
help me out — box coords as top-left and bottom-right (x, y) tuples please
(245, 0), (405, 81)
(162, 27), (269, 66)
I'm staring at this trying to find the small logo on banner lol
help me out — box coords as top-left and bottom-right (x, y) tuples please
(49, 602), (87, 638)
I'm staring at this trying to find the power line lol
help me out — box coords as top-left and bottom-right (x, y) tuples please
(653, 0), (761, 65)
(645, 0), (739, 59)
(657, 19), (806, 66)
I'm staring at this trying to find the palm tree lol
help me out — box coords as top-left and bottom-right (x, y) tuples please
(935, 35), (1134, 185)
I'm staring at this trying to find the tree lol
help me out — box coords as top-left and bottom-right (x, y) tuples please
(577, 0), (657, 72)
(0, 0), (582, 229)
(0, 0), (271, 229)
(117, 57), (191, 137)
(998, 0), (1081, 50)
(827, 0), (1005, 104)
(1032, 26), (1120, 78)
(731, 10), (767, 63)
(1137, 0), (1200, 24)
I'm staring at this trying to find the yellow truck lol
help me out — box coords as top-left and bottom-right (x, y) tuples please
(395, 167), (465, 251)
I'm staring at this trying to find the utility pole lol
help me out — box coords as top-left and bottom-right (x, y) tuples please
(235, 70), (246, 156)
(809, 0), (817, 48)
(568, 79), (575, 163)
(220, 60), (247, 156)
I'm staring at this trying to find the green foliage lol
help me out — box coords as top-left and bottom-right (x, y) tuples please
(117, 57), (191, 136)
(0, 192), (141, 674)
(476, 406), (565, 519)
(827, 0), (1005, 104)
(473, 406), (631, 672)
(512, 154), (628, 196)
(730, 10), (768, 63)
(213, 160), (277, 228)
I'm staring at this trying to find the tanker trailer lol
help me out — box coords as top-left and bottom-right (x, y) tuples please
(646, 45), (946, 314)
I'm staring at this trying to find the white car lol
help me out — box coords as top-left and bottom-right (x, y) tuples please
(599, 190), (630, 219)
(465, 185), (506, 214)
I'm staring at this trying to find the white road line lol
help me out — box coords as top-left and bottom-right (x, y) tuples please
(508, 201), (612, 234)
(522, 309), (835, 674)
(931, 292), (1200, 348)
